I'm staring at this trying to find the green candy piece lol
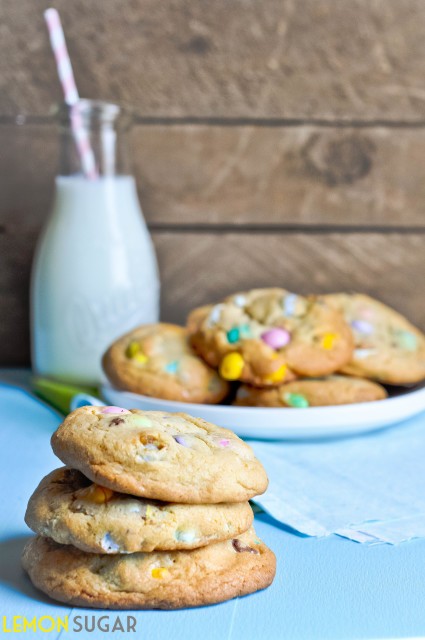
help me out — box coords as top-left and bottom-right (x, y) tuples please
(227, 327), (240, 344)
(239, 323), (251, 338)
(397, 331), (417, 351)
(132, 415), (152, 427)
(285, 393), (309, 408)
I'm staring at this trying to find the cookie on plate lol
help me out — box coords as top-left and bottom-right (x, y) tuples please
(22, 529), (276, 609)
(51, 407), (268, 503)
(187, 289), (354, 386)
(102, 323), (229, 404)
(325, 293), (425, 385)
(234, 375), (387, 408)
(25, 468), (254, 553)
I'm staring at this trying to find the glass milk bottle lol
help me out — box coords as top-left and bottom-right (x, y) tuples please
(31, 100), (159, 385)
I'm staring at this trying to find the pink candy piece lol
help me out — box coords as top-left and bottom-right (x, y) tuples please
(359, 307), (374, 320)
(100, 406), (130, 414)
(261, 328), (291, 349)
(219, 439), (230, 447)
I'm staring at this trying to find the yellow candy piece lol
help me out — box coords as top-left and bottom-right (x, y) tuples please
(219, 352), (245, 381)
(264, 364), (287, 384)
(151, 567), (168, 579)
(133, 352), (148, 365)
(80, 484), (114, 504)
(321, 333), (338, 350)
(125, 341), (140, 358)
(145, 504), (155, 519)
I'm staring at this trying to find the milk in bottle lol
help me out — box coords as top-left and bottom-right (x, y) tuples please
(31, 101), (159, 384)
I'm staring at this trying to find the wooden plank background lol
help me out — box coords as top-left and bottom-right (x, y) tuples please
(1, 0), (425, 365)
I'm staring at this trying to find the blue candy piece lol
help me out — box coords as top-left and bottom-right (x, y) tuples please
(227, 327), (240, 344)
(351, 320), (374, 335)
(283, 293), (298, 317)
(165, 360), (179, 374)
(175, 529), (196, 543)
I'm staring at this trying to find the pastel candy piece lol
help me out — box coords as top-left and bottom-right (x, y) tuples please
(219, 352), (245, 381)
(79, 484), (115, 504)
(174, 529), (196, 543)
(145, 504), (155, 519)
(397, 330), (418, 351)
(282, 293), (298, 316)
(219, 438), (230, 447)
(227, 327), (240, 344)
(151, 567), (168, 579)
(133, 352), (148, 365)
(101, 406), (130, 414)
(173, 435), (189, 447)
(137, 452), (158, 462)
(207, 304), (223, 326)
(284, 392), (309, 408)
(239, 323), (251, 338)
(165, 360), (179, 374)
(101, 533), (121, 553)
(359, 306), (375, 320)
(263, 364), (287, 384)
(351, 320), (374, 334)
(261, 328), (291, 349)
(354, 348), (377, 359)
(132, 415), (152, 427)
(125, 341), (140, 358)
(321, 333), (338, 350)
(233, 294), (247, 307)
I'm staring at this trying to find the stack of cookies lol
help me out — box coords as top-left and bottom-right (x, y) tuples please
(102, 288), (425, 408)
(22, 406), (276, 609)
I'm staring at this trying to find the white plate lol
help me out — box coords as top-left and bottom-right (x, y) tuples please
(100, 383), (425, 440)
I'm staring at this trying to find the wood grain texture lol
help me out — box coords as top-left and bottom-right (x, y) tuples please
(1, 0), (425, 120)
(2, 230), (424, 365)
(2, 122), (425, 228)
(134, 125), (425, 226)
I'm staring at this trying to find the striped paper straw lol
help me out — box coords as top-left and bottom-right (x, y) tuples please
(44, 8), (97, 179)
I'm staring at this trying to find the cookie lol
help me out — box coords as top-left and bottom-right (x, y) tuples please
(22, 530), (276, 609)
(325, 293), (425, 385)
(234, 375), (387, 408)
(25, 468), (254, 553)
(187, 288), (353, 386)
(102, 323), (229, 404)
(51, 407), (268, 503)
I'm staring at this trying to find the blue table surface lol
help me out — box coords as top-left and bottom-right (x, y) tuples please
(1, 378), (425, 640)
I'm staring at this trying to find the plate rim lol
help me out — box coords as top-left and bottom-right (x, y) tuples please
(100, 382), (425, 417)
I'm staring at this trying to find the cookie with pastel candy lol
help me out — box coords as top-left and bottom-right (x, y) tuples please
(22, 528), (276, 610)
(187, 288), (354, 387)
(23, 405), (275, 608)
(325, 293), (425, 385)
(25, 467), (254, 553)
(50, 406), (268, 503)
(102, 322), (230, 404)
(233, 375), (387, 408)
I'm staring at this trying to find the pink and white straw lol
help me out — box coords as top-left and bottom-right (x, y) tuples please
(44, 8), (97, 179)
